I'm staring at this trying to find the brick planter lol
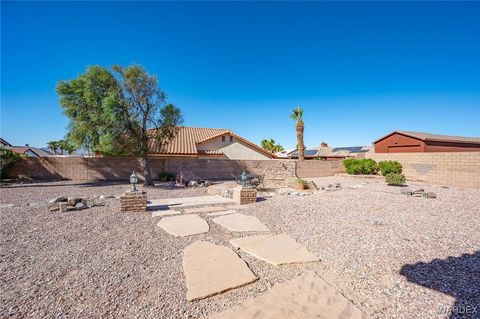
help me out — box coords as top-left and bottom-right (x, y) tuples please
(233, 186), (257, 205)
(120, 191), (147, 212)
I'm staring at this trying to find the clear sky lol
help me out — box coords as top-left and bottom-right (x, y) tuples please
(1, 1), (479, 150)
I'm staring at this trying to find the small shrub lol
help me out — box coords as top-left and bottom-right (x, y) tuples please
(385, 173), (406, 186)
(378, 160), (402, 176)
(343, 158), (378, 175)
(0, 147), (22, 179)
(296, 178), (308, 186)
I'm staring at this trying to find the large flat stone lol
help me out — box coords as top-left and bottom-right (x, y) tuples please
(147, 195), (235, 211)
(151, 210), (182, 217)
(183, 241), (258, 301)
(230, 233), (319, 265)
(207, 210), (237, 216)
(183, 206), (232, 214)
(157, 214), (209, 237)
(213, 213), (269, 232)
(209, 271), (368, 319)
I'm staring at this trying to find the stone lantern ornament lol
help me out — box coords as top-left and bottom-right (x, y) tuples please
(130, 170), (138, 192)
(234, 171), (257, 205)
(120, 170), (147, 212)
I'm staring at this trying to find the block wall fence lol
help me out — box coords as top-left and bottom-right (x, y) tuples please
(5, 157), (345, 182)
(5, 153), (479, 188)
(366, 151), (480, 188)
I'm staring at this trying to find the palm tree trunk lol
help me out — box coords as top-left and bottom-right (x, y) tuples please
(297, 121), (305, 161)
(143, 156), (152, 186)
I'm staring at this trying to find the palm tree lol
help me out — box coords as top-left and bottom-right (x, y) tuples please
(290, 107), (305, 160)
(261, 138), (284, 153)
(47, 141), (59, 155)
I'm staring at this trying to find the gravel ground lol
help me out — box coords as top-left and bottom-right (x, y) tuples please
(1, 177), (479, 319)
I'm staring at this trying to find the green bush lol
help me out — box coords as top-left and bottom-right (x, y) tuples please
(296, 178), (308, 186)
(343, 158), (378, 175)
(378, 160), (402, 176)
(0, 147), (22, 179)
(385, 173), (406, 186)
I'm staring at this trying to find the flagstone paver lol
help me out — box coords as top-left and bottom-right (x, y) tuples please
(212, 213), (269, 232)
(147, 195), (235, 211)
(209, 271), (368, 319)
(183, 206), (232, 214)
(157, 214), (209, 237)
(207, 210), (237, 216)
(183, 241), (258, 301)
(230, 233), (319, 265)
(151, 210), (182, 217)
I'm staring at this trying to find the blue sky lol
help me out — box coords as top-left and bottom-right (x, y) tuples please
(1, 1), (479, 149)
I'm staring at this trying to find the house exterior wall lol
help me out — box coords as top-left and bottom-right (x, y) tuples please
(424, 141), (480, 152)
(197, 135), (271, 160)
(375, 133), (425, 153)
(375, 132), (480, 153)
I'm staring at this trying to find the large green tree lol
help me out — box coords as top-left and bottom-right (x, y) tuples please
(57, 64), (183, 185)
(261, 138), (284, 153)
(290, 107), (305, 161)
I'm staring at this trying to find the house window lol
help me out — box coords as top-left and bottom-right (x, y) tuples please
(230, 136), (233, 142)
(222, 136), (225, 142)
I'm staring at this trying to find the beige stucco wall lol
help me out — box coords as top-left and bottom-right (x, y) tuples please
(197, 135), (270, 160)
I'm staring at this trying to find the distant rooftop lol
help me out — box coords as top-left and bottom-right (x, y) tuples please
(374, 131), (480, 144)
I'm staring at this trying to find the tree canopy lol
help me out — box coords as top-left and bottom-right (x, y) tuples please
(57, 64), (183, 185)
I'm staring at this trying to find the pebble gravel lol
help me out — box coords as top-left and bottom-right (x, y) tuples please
(1, 178), (479, 319)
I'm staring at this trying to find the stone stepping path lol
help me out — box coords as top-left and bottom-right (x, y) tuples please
(183, 206), (232, 214)
(183, 241), (258, 301)
(147, 195), (235, 211)
(207, 209), (237, 216)
(209, 271), (367, 319)
(213, 213), (269, 232)
(157, 215), (209, 237)
(230, 233), (319, 265)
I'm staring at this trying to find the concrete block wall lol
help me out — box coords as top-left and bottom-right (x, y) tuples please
(366, 152), (480, 188)
(6, 157), (345, 183)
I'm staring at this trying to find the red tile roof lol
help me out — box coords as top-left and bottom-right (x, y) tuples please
(147, 126), (274, 158)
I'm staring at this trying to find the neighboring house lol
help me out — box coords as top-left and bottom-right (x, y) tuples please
(0, 138), (51, 157)
(374, 131), (480, 153)
(286, 143), (372, 160)
(4, 146), (51, 157)
(147, 126), (275, 160)
(0, 138), (12, 147)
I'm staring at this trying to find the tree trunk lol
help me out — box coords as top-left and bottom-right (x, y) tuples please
(297, 121), (305, 161)
(143, 156), (152, 186)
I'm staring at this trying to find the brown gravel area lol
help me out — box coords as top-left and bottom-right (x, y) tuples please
(1, 178), (479, 319)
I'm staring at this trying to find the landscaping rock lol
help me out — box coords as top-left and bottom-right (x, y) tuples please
(67, 197), (82, 206)
(411, 189), (425, 197)
(183, 241), (258, 301)
(75, 202), (87, 210)
(48, 197), (68, 204)
(99, 195), (115, 200)
(423, 192), (437, 199)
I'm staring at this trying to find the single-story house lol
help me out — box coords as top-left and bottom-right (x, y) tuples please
(147, 126), (275, 160)
(374, 131), (480, 153)
(281, 143), (372, 160)
(1, 138), (51, 157)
